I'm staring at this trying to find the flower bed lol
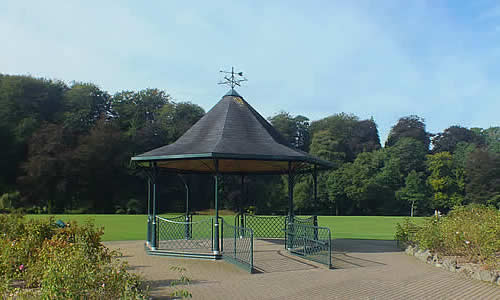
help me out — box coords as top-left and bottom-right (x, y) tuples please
(395, 204), (500, 286)
(0, 213), (149, 298)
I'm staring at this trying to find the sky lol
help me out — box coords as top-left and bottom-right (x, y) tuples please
(1, 0), (499, 142)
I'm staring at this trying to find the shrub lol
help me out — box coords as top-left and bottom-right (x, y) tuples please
(27, 238), (146, 299)
(0, 191), (20, 210)
(394, 217), (421, 245)
(438, 205), (499, 265)
(0, 213), (26, 239)
(396, 204), (500, 268)
(415, 216), (444, 252)
(126, 198), (140, 214)
(0, 214), (149, 298)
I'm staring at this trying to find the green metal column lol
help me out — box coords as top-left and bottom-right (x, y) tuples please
(147, 177), (151, 245)
(178, 174), (190, 239)
(151, 163), (158, 250)
(287, 161), (295, 249)
(240, 175), (245, 228)
(213, 160), (220, 255)
(313, 164), (318, 204)
(288, 161), (295, 219)
(185, 178), (190, 239)
(185, 178), (189, 219)
(313, 164), (319, 241)
(239, 175), (245, 237)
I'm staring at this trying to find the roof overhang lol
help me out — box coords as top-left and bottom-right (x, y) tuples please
(131, 152), (333, 175)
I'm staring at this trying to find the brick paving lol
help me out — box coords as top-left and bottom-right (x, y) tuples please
(105, 239), (500, 299)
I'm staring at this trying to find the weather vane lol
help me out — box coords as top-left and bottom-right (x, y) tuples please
(218, 67), (247, 89)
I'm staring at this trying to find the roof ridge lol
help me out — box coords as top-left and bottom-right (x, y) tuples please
(212, 97), (232, 153)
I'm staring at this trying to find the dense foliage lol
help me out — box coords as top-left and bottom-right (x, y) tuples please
(0, 73), (499, 215)
(0, 214), (148, 298)
(395, 205), (500, 268)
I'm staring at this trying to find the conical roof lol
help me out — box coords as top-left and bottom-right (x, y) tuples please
(132, 89), (332, 174)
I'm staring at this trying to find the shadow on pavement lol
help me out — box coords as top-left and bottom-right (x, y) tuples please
(333, 239), (401, 253)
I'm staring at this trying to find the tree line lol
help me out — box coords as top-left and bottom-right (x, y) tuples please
(0, 74), (498, 215)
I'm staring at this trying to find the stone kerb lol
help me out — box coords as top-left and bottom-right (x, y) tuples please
(404, 244), (500, 286)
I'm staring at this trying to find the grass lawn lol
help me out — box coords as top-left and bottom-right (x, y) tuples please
(318, 216), (426, 240)
(28, 214), (150, 241)
(27, 214), (426, 241)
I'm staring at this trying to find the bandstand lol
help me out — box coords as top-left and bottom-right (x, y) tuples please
(131, 71), (333, 272)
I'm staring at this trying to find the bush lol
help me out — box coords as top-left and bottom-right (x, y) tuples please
(127, 199), (140, 214)
(0, 214), (149, 298)
(396, 204), (500, 268)
(0, 191), (20, 210)
(394, 217), (421, 246)
(64, 207), (91, 214)
(415, 216), (443, 252)
(27, 238), (145, 299)
(438, 205), (499, 265)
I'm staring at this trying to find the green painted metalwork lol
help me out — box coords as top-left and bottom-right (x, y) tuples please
(156, 216), (213, 252)
(221, 218), (254, 273)
(240, 214), (286, 238)
(313, 164), (318, 203)
(214, 161), (220, 254)
(147, 178), (151, 245)
(235, 214), (317, 239)
(284, 223), (332, 268)
(287, 215), (317, 227)
(151, 164), (158, 249)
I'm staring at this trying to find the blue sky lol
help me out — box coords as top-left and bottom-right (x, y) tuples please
(1, 0), (499, 142)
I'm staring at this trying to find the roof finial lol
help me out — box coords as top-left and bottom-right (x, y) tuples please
(218, 67), (247, 89)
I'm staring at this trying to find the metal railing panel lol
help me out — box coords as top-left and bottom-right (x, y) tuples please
(238, 214), (318, 239)
(285, 223), (332, 268)
(242, 214), (286, 238)
(156, 216), (213, 252)
(221, 218), (254, 272)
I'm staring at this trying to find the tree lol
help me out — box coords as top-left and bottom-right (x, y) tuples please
(157, 101), (205, 142)
(465, 149), (500, 208)
(62, 83), (111, 134)
(386, 115), (430, 149)
(0, 75), (66, 192)
(269, 112), (311, 151)
(310, 113), (359, 161)
(310, 113), (381, 163)
(431, 125), (485, 154)
(0, 124), (19, 192)
(309, 130), (346, 167)
(348, 118), (381, 155)
(480, 127), (500, 153)
(396, 171), (429, 216)
(69, 118), (128, 212)
(327, 167), (349, 216)
(374, 137), (428, 215)
(19, 124), (72, 212)
(426, 152), (464, 211)
(292, 176), (313, 213)
(111, 89), (172, 136)
(112, 90), (204, 154)
(383, 137), (428, 180)
(327, 150), (389, 215)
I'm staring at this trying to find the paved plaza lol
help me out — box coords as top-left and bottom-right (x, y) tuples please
(106, 239), (500, 299)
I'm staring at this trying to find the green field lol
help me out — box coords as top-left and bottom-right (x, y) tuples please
(27, 214), (426, 241)
(318, 216), (425, 240)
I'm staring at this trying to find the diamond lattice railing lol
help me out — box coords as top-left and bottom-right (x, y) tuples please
(221, 218), (253, 272)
